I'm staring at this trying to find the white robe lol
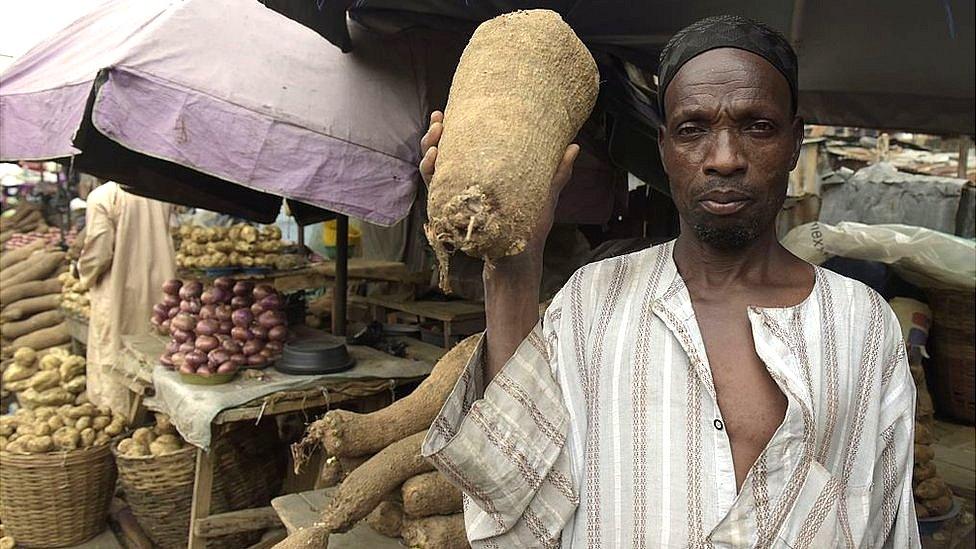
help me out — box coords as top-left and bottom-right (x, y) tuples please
(78, 182), (175, 414)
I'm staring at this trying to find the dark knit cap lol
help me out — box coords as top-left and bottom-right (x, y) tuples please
(657, 15), (798, 120)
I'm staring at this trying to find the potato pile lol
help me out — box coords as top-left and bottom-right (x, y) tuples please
(277, 337), (479, 549)
(175, 223), (290, 270)
(58, 270), (90, 319)
(914, 422), (954, 518)
(116, 414), (188, 458)
(2, 348), (91, 409)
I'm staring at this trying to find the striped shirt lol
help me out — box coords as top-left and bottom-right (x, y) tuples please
(423, 241), (920, 548)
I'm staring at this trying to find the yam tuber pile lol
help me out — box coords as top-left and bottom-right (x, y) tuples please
(304, 335), (477, 458)
(0, 236), (70, 390)
(277, 335), (479, 548)
(426, 9), (598, 290)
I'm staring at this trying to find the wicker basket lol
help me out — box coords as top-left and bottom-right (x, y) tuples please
(113, 443), (197, 549)
(926, 289), (976, 424)
(113, 423), (285, 549)
(0, 444), (116, 548)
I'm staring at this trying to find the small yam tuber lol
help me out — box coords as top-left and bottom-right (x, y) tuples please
(322, 431), (433, 534)
(402, 471), (463, 518)
(311, 335), (478, 457)
(11, 323), (70, 354)
(0, 294), (61, 322)
(401, 513), (468, 549)
(426, 10), (598, 290)
(366, 501), (404, 538)
(3, 251), (65, 287)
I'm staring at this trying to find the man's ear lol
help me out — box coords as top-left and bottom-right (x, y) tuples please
(789, 115), (804, 169)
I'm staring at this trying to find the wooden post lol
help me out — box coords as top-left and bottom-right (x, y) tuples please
(187, 446), (216, 549)
(331, 215), (349, 336)
(958, 136), (971, 180)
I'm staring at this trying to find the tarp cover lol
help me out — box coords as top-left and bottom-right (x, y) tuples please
(1, 0), (449, 225)
(264, 0), (976, 135)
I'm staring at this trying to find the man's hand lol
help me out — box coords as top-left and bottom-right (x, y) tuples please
(419, 111), (580, 383)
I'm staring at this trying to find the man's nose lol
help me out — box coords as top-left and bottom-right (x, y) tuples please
(702, 130), (747, 177)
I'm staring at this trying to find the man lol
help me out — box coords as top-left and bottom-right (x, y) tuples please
(77, 181), (176, 414)
(419, 15), (918, 548)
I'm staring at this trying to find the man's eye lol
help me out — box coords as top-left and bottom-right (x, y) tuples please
(748, 121), (775, 132)
(676, 125), (705, 137)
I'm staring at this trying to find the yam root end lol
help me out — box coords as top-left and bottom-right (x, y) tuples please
(426, 185), (523, 293)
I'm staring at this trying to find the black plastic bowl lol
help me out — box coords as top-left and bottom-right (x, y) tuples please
(275, 336), (355, 375)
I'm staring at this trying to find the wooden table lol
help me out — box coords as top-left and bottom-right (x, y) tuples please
(271, 488), (402, 548)
(354, 294), (485, 348)
(179, 259), (420, 293)
(114, 332), (439, 549)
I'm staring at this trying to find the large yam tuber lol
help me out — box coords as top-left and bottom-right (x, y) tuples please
(11, 323), (69, 352)
(366, 500), (404, 538)
(1, 309), (64, 340)
(4, 251), (65, 286)
(0, 294), (61, 321)
(310, 335), (478, 457)
(401, 514), (468, 549)
(323, 430), (433, 533)
(0, 240), (45, 270)
(0, 278), (62, 308)
(426, 9), (598, 290)
(402, 471), (463, 518)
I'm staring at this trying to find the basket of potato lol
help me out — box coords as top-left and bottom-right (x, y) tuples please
(112, 415), (196, 549)
(0, 402), (125, 548)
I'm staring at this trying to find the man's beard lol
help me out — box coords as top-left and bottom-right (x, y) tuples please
(691, 218), (762, 250)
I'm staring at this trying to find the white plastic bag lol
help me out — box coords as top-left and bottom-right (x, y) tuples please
(782, 221), (975, 290)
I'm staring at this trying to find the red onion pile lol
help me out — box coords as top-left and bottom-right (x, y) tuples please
(156, 277), (288, 377)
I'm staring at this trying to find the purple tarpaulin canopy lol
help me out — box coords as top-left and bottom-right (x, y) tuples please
(0, 0), (448, 225)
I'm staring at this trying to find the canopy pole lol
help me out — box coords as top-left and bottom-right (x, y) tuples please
(331, 215), (349, 336)
(958, 136), (971, 179)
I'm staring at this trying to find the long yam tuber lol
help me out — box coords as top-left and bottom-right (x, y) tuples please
(1, 309), (64, 340)
(0, 294), (61, 321)
(11, 323), (69, 351)
(426, 9), (598, 290)
(0, 278), (62, 308)
(311, 335), (478, 457)
(401, 514), (468, 549)
(324, 431), (432, 538)
(4, 251), (65, 286)
(0, 240), (45, 270)
(366, 500), (404, 538)
(402, 471), (463, 518)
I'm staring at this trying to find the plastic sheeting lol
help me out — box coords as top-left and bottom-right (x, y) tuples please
(819, 163), (968, 235)
(782, 221), (976, 291)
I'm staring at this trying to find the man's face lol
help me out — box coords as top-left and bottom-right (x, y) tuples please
(658, 48), (802, 249)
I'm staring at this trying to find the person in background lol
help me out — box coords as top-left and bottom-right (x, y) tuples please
(76, 181), (176, 414)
